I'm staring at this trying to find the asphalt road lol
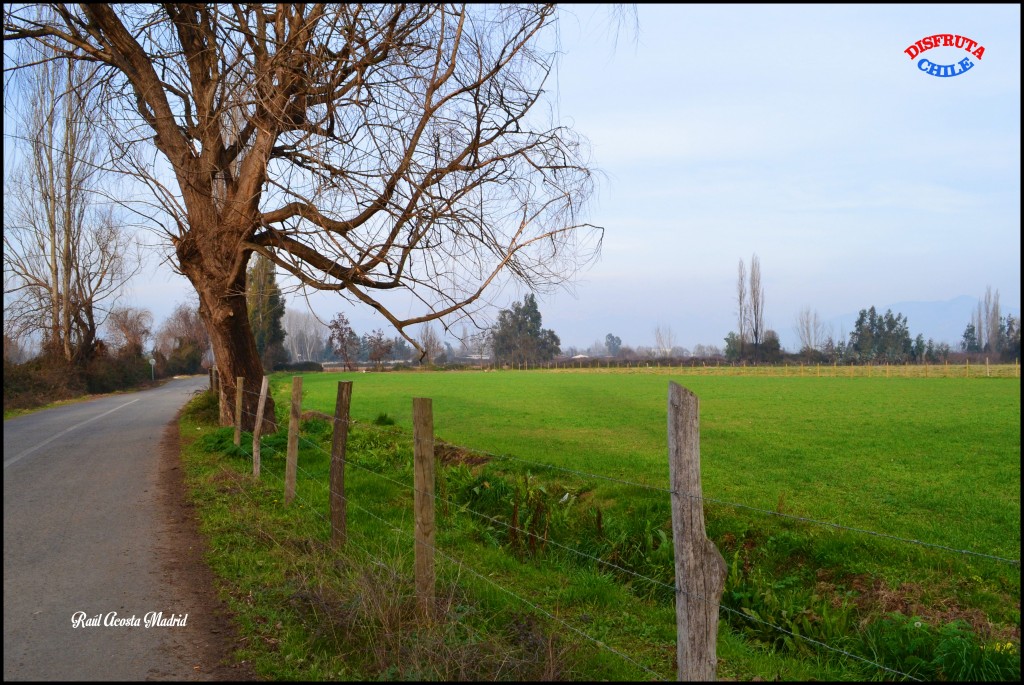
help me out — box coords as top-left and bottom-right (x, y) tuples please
(3, 376), (223, 681)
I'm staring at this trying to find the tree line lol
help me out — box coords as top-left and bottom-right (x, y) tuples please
(7, 235), (1018, 413)
(723, 258), (1019, 366)
(793, 287), (1019, 365)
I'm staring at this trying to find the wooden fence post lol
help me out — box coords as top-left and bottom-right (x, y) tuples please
(668, 382), (726, 681)
(330, 381), (353, 547)
(252, 376), (269, 478)
(212, 367), (220, 416)
(209, 367), (214, 390)
(285, 376), (302, 505)
(413, 397), (436, 621)
(234, 376), (244, 446)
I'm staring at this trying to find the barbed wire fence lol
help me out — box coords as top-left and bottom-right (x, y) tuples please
(227, 401), (671, 680)
(191, 376), (1018, 681)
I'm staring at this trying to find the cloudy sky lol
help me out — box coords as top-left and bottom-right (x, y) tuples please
(7, 5), (1020, 353)
(533, 3), (1021, 351)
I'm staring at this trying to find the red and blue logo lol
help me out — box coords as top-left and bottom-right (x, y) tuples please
(905, 34), (985, 77)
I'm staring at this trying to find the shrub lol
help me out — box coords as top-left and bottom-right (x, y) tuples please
(183, 388), (221, 425)
(3, 354), (85, 411)
(83, 353), (149, 394)
(165, 341), (203, 375)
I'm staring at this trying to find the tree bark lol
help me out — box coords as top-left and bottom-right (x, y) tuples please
(191, 250), (277, 434)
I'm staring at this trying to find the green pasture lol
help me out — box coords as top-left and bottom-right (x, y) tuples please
(287, 369), (1020, 569)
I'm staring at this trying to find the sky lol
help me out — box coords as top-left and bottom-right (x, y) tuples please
(6, 5), (1021, 354)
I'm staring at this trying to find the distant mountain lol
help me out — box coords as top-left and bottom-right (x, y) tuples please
(825, 296), (978, 348)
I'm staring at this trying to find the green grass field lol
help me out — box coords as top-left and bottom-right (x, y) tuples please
(182, 368), (1020, 680)
(291, 369), (1020, 566)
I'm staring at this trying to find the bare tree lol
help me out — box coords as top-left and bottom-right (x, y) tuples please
(3, 32), (141, 364)
(327, 312), (360, 371)
(105, 306), (153, 357)
(456, 324), (473, 358)
(5, 5), (603, 430)
(692, 343), (722, 358)
(794, 306), (825, 356)
(970, 286), (1003, 355)
(985, 286), (1001, 354)
(586, 339), (608, 357)
(3, 333), (30, 364)
(654, 325), (676, 357)
(366, 329), (394, 369)
(974, 301), (985, 353)
(419, 324), (443, 365)
(748, 253), (765, 355)
(283, 309), (328, 363)
(736, 259), (747, 359)
(155, 300), (210, 363)
(462, 328), (493, 366)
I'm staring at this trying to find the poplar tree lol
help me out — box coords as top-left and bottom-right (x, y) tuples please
(246, 255), (287, 370)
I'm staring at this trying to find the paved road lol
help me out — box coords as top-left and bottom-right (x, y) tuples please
(3, 376), (220, 681)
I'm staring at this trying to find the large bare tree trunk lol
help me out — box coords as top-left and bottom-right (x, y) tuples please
(187, 245), (278, 434)
(200, 288), (279, 434)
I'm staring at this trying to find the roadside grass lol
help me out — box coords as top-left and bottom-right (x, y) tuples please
(179, 369), (1020, 680)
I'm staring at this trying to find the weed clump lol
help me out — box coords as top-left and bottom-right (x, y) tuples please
(183, 388), (220, 425)
(284, 551), (573, 681)
(862, 614), (1020, 681)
